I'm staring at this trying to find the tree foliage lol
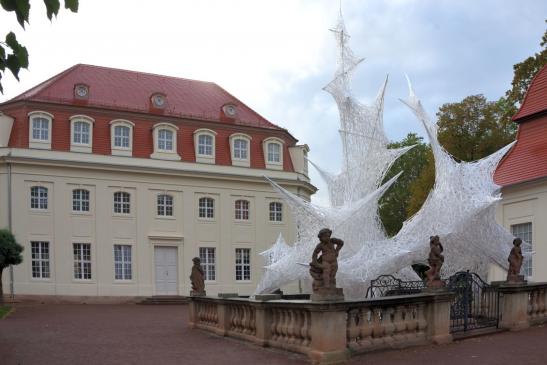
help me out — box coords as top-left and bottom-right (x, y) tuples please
(436, 94), (517, 162)
(379, 133), (432, 236)
(0, 0), (79, 93)
(0, 229), (23, 305)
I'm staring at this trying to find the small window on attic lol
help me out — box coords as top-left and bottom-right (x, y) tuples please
(223, 104), (237, 117)
(151, 93), (166, 109)
(74, 84), (89, 99)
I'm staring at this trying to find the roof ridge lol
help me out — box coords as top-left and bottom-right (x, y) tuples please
(76, 63), (217, 85)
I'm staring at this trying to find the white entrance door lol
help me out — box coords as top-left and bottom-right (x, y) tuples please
(154, 246), (178, 295)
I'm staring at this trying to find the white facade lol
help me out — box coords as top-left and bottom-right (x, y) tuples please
(0, 148), (313, 298)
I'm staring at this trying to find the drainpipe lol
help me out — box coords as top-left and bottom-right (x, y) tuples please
(7, 160), (14, 298)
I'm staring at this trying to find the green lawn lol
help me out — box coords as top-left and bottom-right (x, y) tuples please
(0, 305), (12, 319)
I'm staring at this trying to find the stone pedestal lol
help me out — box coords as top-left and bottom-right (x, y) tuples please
(426, 280), (445, 290)
(309, 309), (350, 365)
(190, 290), (206, 297)
(498, 284), (530, 331)
(425, 290), (453, 344)
(311, 288), (344, 302)
(506, 275), (527, 284)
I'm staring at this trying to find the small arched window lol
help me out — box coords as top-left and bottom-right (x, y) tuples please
(151, 123), (180, 160)
(263, 137), (284, 170)
(72, 189), (90, 212)
(70, 115), (94, 153)
(30, 186), (48, 210)
(269, 202), (283, 222)
(194, 129), (217, 164)
(198, 197), (215, 219)
(235, 199), (250, 220)
(113, 192), (131, 214)
(28, 111), (54, 149)
(157, 194), (174, 216)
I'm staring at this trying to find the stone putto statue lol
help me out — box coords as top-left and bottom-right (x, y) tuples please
(425, 235), (445, 288)
(309, 228), (344, 301)
(507, 238), (525, 283)
(190, 257), (206, 296)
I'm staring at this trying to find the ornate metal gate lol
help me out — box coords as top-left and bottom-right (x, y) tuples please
(446, 271), (499, 333)
(365, 275), (425, 298)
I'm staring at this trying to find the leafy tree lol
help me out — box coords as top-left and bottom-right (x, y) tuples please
(0, 0), (79, 94)
(379, 133), (432, 236)
(406, 151), (434, 218)
(436, 94), (516, 162)
(505, 20), (547, 108)
(0, 229), (23, 305)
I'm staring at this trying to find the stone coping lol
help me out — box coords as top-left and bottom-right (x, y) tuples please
(496, 282), (547, 293)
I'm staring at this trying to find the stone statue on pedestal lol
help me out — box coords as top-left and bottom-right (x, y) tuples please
(507, 238), (525, 283)
(309, 228), (344, 301)
(190, 257), (206, 296)
(426, 235), (445, 289)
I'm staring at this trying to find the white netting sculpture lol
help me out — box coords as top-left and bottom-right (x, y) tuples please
(255, 12), (525, 299)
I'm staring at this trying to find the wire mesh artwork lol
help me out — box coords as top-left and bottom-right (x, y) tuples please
(255, 12), (526, 299)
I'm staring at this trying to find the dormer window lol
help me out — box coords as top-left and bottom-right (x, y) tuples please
(74, 84), (89, 99)
(229, 133), (252, 167)
(263, 137), (284, 170)
(110, 119), (134, 156)
(28, 111), (54, 150)
(151, 93), (166, 109)
(193, 128), (217, 164)
(70, 115), (94, 153)
(222, 103), (237, 117)
(151, 123), (180, 160)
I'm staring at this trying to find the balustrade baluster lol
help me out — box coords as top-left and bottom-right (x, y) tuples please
(392, 305), (406, 342)
(371, 307), (384, 346)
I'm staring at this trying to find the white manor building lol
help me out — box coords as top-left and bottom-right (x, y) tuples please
(0, 64), (315, 301)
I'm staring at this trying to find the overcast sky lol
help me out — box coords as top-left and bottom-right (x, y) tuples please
(1, 0), (545, 204)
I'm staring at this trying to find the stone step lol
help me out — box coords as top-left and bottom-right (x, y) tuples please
(137, 296), (190, 305)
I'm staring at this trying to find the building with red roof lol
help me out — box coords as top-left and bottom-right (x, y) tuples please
(494, 64), (547, 282)
(0, 64), (315, 300)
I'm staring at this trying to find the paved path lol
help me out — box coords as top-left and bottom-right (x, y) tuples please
(0, 303), (546, 364)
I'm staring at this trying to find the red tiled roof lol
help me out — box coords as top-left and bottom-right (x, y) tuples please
(512, 64), (547, 121)
(494, 63), (547, 186)
(7, 64), (284, 131)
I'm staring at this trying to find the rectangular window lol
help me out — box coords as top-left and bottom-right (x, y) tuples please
(267, 143), (281, 163)
(30, 186), (48, 210)
(73, 121), (90, 144)
(198, 197), (214, 219)
(234, 139), (248, 159)
(114, 245), (132, 280)
(269, 202), (283, 222)
(510, 222), (533, 277)
(114, 192), (131, 214)
(235, 248), (251, 281)
(235, 200), (249, 220)
(72, 189), (90, 212)
(157, 194), (173, 216)
(198, 134), (213, 156)
(158, 129), (173, 151)
(31, 241), (50, 279)
(32, 117), (49, 141)
(199, 247), (216, 281)
(114, 125), (130, 148)
(73, 243), (92, 280)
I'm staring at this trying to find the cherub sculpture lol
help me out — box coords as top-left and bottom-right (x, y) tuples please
(190, 257), (206, 296)
(425, 235), (444, 288)
(507, 238), (524, 283)
(310, 228), (344, 294)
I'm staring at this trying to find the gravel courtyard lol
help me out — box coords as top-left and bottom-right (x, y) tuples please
(1, 303), (546, 365)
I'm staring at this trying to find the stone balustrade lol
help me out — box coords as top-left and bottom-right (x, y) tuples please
(497, 282), (547, 331)
(527, 284), (547, 325)
(189, 292), (453, 364)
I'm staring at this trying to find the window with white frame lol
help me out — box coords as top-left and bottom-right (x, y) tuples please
(151, 123), (180, 160)
(235, 248), (251, 281)
(113, 192), (131, 214)
(31, 241), (50, 279)
(28, 111), (53, 149)
(235, 199), (250, 220)
(198, 197), (214, 219)
(70, 116), (94, 153)
(110, 120), (134, 156)
(157, 194), (173, 217)
(234, 139), (248, 159)
(194, 129), (217, 163)
(73, 121), (90, 144)
(199, 247), (216, 281)
(511, 222), (533, 277)
(158, 129), (173, 151)
(114, 245), (132, 280)
(269, 202), (283, 222)
(73, 243), (91, 280)
(267, 142), (281, 163)
(198, 134), (213, 156)
(30, 186), (48, 210)
(32, 117), (49, 141)
(72, 189), (90, 212)
(114, 125), (130, 148)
